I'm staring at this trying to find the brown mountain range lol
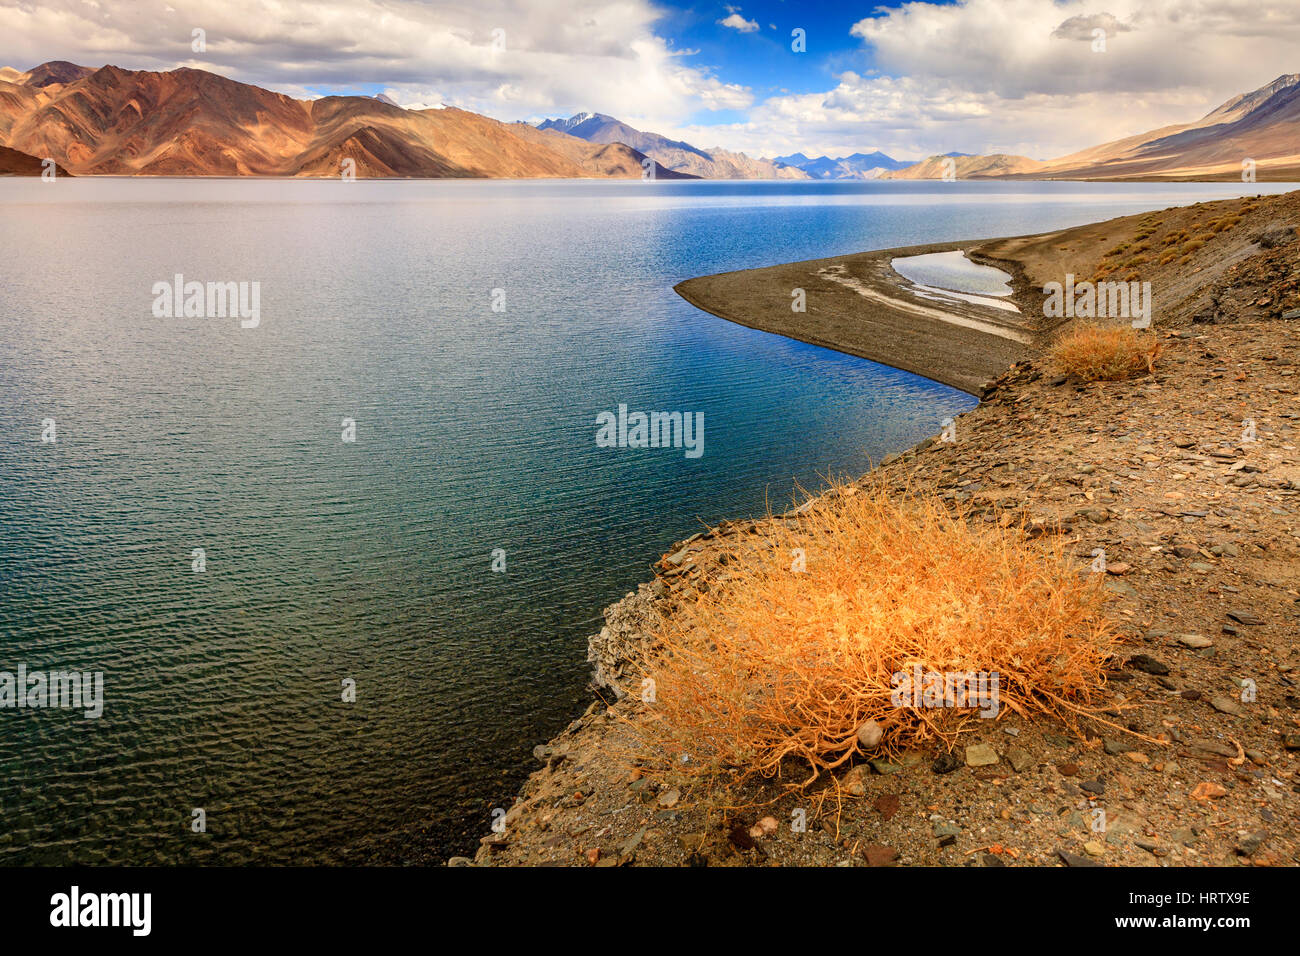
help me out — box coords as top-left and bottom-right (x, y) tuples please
(5, 61), (1298, 182)
(0, 61), (690, 179)
(885, 73), (1300, 182)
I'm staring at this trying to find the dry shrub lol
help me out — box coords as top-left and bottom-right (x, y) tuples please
(1050, 321), (1160, 382)
(627, 486), (1117, 791)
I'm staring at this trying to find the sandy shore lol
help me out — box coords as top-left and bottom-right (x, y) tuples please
(465, 190), (1300, 868)
(674, 240), (1036, 396)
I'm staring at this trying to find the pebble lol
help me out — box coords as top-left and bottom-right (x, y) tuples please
(841, 765), (871, 796)
(932, 752), (963, 774)
(1176, 633), (1213, 648)
(1008, 748), (1035, 772)
(1210, 695), (1245, 716)
(1128, 654), (1169, 675)
(965, 743), (999, 767)
(1190, 781), (1227, 801)
(657, 789), (681, 808)
(857, 719), (883, 749)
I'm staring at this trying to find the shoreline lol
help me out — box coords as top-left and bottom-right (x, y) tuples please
(673, 238), (1039, 396)
(465, 190), (1300, 867)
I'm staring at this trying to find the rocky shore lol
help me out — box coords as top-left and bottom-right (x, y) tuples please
(462, 190), (1300, 868)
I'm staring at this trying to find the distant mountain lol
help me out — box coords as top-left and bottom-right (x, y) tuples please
(882, 154), (1043, 180)
(773, 150), (912, 180)
(883, 74), (1300, 181)
(0, 62), (692, 179)
(536, 111), (807, 180)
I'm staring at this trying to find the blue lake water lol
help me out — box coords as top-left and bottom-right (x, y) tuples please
(0, 177), (1290, 863)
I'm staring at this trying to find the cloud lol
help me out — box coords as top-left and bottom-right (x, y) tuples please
(1051, 12), (1133, 42)
(0, 0), (750, 129)
(676, 0), (1300, 160)
(4, 0), (1299, 161)
(718, 12), (759, 34)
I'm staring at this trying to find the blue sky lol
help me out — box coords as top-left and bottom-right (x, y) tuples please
(654, 1), (906, 123)
(3, 1), (1299, 162)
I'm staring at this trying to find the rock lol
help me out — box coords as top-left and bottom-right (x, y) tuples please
(1187, 738), (1235, 758)
(1226, 609), (1263, 625)
(585, 847), (601, 865)
(1210, 695), (1245, 716)
(934, 822), (962, 838)
(1080, 779), (1105, 795)
(932, 751), (963, 774)
(861, 845), (898, 867)
(965, 743), (999, 767)
(1103, 738), (1134, 756)
(869, 758), (903, 775)
(1057, 849), (1101, 867)
(856, 719), (883, 749)
(1128, 654), (1170, 675)
(1190, 781), (1227, 801)
(1235, 831), (1268, 856)
(1057, 762), (1079, 777)
(1176, 634), (1213, 648)
(1083, 840), (1105, 857)
(841, 765), (872, 796)
(1124, 751), (1149, 764)
(657, 788), (681, 808)
(754, 816), (778, 836)
(1246, 749), (1268, 766)
(1008, 748), (1035, 772)
(447, 856), (474, 867)
(874, 793), (900, 821)
(1282, 734), (1300, 751)
(1256, 224), (1296, 248)
(619, 826), (648, 859)
(1171, 828), (1197, 845)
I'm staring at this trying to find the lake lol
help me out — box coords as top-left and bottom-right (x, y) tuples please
(0, 177), (1290, 863)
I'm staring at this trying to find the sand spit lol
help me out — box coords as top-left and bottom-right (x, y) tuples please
(674, 240), (1040, 396)
(466, 191), (1300, 868)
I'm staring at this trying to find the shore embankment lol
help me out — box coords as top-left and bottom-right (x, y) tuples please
(464, 190), (1300, 867)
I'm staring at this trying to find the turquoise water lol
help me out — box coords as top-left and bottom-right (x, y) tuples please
(0, 178), (1289, 864)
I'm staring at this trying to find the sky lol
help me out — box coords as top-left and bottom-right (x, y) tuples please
(2, 0), (1299, 161)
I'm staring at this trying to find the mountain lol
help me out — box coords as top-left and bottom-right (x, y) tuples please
(1034, 73), (1300, 180)
(882, 153), (1044, 180)
(773, 150), (911, 179)
(0, 143), (70, 175)
(536, 111), (808, 180)
(0, 62), (690, 179)
(883, 74), (1300, 181)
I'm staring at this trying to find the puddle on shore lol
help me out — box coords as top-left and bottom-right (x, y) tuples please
(891, 250), (1019, 313)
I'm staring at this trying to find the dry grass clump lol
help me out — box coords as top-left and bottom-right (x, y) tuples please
(1049, 321), (1160, 382)
(627, 486), (1117, 790)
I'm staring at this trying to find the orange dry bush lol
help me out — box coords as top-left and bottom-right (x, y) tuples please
(1049, 321), (1160, 382)
(628, 486), (1117, 790)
